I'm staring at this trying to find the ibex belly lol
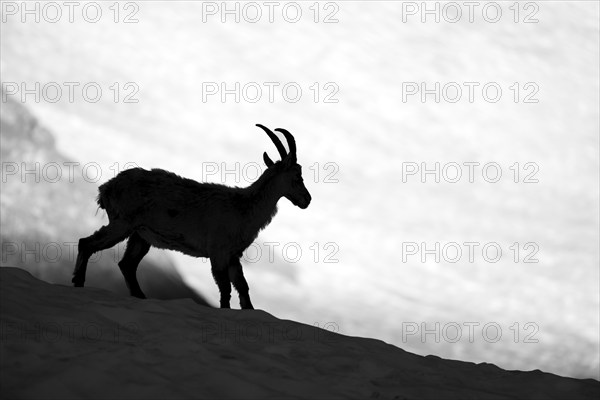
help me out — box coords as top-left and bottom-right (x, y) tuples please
(136, 225), (210, 258)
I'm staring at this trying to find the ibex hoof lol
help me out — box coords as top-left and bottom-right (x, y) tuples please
(72, 278), (84, 287)
(241, 300), (254, 310)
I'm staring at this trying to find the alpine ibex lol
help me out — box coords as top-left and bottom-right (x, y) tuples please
(72, 124), (311, 309)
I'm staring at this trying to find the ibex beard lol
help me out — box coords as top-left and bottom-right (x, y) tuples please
(72, 124), (311, 310)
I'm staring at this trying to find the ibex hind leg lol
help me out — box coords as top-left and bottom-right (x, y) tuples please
(72, 221), (132, 287)
(118, 232), (150, 299)
(229, 259), (254, 310)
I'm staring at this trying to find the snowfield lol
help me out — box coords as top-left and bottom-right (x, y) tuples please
(2, 267), (599, 399)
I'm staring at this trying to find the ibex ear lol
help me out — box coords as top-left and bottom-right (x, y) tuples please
(263, 152), (274, 167)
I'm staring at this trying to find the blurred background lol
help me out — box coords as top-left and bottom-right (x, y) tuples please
(1, 1), (598, 379)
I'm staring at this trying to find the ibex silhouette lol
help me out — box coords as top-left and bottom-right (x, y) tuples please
(72, 124), (311, 309)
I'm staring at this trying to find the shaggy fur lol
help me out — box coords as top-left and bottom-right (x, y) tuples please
(72, 125), (311, 309)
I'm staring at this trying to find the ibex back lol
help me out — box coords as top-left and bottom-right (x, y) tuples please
(72, 124), (311, 309)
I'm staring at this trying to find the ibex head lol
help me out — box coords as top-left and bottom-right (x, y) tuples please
(256, 124), (312, 209)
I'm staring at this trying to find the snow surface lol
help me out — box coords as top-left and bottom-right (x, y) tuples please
(2, 267), (599, 399)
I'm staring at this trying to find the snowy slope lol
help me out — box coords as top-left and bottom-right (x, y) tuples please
(2, 267), (599, 399)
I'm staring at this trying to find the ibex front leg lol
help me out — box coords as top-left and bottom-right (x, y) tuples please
(211, 257), (232, 309)
(229, 259), (254, 310)
(72, 221), (131, 287)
